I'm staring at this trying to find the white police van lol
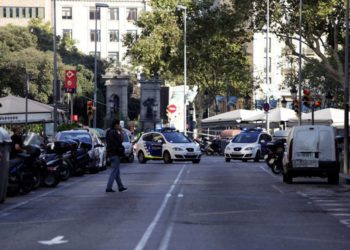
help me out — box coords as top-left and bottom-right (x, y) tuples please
(134, 128), (201, 164)
(224, 128), (272, 162)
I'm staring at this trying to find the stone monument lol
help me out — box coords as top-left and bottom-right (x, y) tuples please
(139, 74), (162, 131)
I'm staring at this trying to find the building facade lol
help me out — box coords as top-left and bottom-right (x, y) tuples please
(0, 0), (52, 26)
(55, 0), (148, 64)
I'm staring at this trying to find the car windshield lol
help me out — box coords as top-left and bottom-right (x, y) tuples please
(57, 132), (92, 144)
(163, 132), (191, 143)
(232, 133), (259, 143)
(24, 132), (43, 146)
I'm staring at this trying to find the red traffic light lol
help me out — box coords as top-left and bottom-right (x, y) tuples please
(314, 101), (321, 107)
(303, 89), (310, 95)
(73, 115), (78, 122)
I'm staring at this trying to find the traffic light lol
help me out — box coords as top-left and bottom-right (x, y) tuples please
(73, 115), (78, 123)
(292, 100), (299, 114)
(87, 100), (93, 118)
(302, 89), (311, 108)
(314, 100), (321, 108)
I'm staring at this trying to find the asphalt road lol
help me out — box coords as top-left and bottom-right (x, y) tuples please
(1, 156), (350, 250)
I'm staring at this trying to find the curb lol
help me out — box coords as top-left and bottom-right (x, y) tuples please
(340, 173), (350, 184)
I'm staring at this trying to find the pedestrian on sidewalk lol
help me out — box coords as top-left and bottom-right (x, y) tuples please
(105, 119), (127, 193)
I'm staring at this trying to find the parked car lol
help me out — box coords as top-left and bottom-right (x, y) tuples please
(55, 130), (101, 173)
(122, 129), (134, 163)
(134, 128), (201, 164)
(224, 128), (272, 162)
(282, 125), (340, 184)
(89, 128), (107, 169)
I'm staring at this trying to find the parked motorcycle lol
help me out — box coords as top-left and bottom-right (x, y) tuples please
(264, 139), (285, 175)
(39, 152), (62, 187)
(7, 146), (41, 196)
(205, 139), (222, 155)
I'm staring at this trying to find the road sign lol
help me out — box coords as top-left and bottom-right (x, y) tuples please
(65, 70), (77, 93)
(167, 104), (177, 113)
(263, 103), (270, 112)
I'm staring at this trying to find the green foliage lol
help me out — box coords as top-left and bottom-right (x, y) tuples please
(253, 0), (346, 91)
(125, 0), (253, 106)
(0, 19), (96, 105)
(57, 123), (82, 132)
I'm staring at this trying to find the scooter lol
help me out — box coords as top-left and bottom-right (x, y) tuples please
(7, 148), (40, 196)
(264, 139), (285, 175)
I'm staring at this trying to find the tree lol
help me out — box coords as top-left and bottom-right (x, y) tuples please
(124, 0), (253, 114)
(253, 0), (346, 92)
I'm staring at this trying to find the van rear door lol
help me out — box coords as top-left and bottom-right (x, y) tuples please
(292, 127), (319, 168)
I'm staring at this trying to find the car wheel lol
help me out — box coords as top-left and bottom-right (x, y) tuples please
(128, 153), (134, 163)
(138, 151), (147, 164)
(283, 172), (293, 184)
(225, 158), (230, 162)
(328, 173), (339, 185)
(254, 151), (260, 162)
(163, 151), (173, 164)
(192, 159), (200, 164)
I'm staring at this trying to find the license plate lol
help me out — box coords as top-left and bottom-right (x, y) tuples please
(296, 152), (314, 158)
(294, 159), (318, 168)
(187, 153), (196, 156)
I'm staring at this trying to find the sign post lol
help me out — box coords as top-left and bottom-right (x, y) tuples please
(167, 104), (177, 114)
(65, 70), (77, 123)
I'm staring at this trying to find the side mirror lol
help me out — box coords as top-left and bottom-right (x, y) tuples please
(260, 140), (266, 144)
(157, 139), (164, 144)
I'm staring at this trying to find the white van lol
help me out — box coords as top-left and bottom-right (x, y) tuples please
(282, 125), (340, 184)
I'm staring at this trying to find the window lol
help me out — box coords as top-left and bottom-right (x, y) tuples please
(63, 29), (72, 39)
(62, 7), (72, 19)
(108, 52), (119, 64)
(264, 37), (271, 53)
(90, 30), (101, 42)
(264, 57), (271, 73)
(9, 7), (13, 18)
(109, 30), (119, 42)
(109, 8), (118, 20)
(126, 8), (137, 21)
(16, 7), (20, 18)
(89, 7), (100, 20)
(2, 7), (7, 18)
(126, 30), (137, 38)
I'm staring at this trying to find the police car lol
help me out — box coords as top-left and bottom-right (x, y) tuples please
(224, 128), (272, 162)
(134, 129), (201, 164)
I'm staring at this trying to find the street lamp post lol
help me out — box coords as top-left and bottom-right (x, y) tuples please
(298, 0), (303, 125)
(345, 0), (349, 175)
(93, 3), (109, 128)
(53, 0), (58, 134)
(266, 0), (270, 132)
(177, 5), (187, 135)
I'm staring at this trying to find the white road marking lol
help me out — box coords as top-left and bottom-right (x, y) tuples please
(158, 224), (174, 250)
(324, 208), (350, 211)
(0, 175), (94, 214)
(271, 185), (284, 194)
(259, 166), (279, 178)
(134, 165), (186, 250)
(38, 235), (68, 245)
(331, 213), (350, 217)
(177, 193), (184, 198)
